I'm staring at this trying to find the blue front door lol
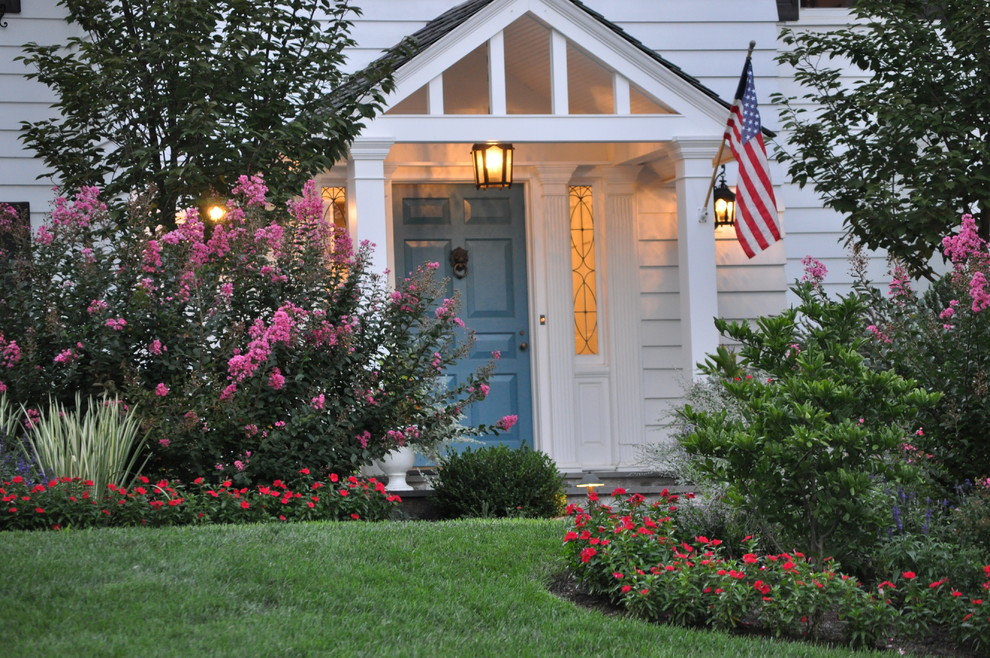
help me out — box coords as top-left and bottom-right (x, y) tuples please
(392, 183), (532, 450)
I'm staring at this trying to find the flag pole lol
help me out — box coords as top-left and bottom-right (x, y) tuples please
(700, 40), (756, 222)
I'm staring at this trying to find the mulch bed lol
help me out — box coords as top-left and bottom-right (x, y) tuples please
(548, 572), (982, 657)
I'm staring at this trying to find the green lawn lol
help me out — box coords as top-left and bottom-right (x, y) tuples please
(0, 519), (880, 657)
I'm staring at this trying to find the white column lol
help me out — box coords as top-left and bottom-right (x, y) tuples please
(671, 137), (722, 376)
(347, 137), (395, 277)
(535, 165), (578, 468)
(603, 167), (644, 461)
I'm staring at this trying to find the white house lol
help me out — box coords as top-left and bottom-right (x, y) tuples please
(0, 0), (867, 473)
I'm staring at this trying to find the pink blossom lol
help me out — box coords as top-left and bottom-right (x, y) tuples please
(887, 264), (912, 299)
(149, 340), (167, 355)
(53, 348), (78, 364)
(970, 272), (990, 313)
(496, 414), (519, 431)
(310, 394), (326, 410)
(35, 226), (53, 245)
(219, 383), (238, 401)
(232, 174), (268, 207)
(155, 383), (170, 397)
(87, 299), (109, 315)
(480, 384), (490, 398)
(104, 317), (127, 331)
(942, 214), (987, 264)
(427, 261), (440, 270)
(356, 431), (370, 449)
(244, 424), (259, 437)
(800, 255), (828, 287)
(274, 421), (286, 429)
(866, 324), (892, 344)
(158, 438), (171, 448)
(268, 368), (286, 390)
(234, 460), (246, 471)
(0, 381), (7, 393)
(219, 282), (234, 299)
(142, 240), (162, 273)
(0, 336), (22, 368)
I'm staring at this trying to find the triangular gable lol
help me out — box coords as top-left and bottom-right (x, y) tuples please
(350, 0), (733, 132)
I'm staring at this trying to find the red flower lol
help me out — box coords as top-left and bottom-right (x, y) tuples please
(350, 513), (360, 520)
(902, 571), (917, 580)
(620, 585), (633, 593)
(329, 473), (339, 483)
(563, 531), (579, 543)
(951, 590), (963, 597)
(611, 487), (627, 496)
(307, 502), (315, 508)
(742, 553), (758, 564)
(193, 478), (204, 485)
(639, 589), (649, 595)
(613, 572), (624, 579)
(338, 489), (349, 497)
(579, 547), (597, 563)
(7, 507), (16, 513)
(34, 507), (45, 514)
(240, 501), (250, 509)
(11, 476), (23, 484)
(298, 468), (310, 475)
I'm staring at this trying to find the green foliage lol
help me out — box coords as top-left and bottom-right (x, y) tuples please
(22, 394), (149, 498)
(678, 281), (940, 564)
(563, 490), (900, 649)
(773, 0), (990, 276)
(952, 481), (990, 554)
(854, 218), (990, 483)
(17, 0), (400, 224)
(432, 445), (565, 519)
(0, 182), (501, 485)
(0, 471), (399, 530)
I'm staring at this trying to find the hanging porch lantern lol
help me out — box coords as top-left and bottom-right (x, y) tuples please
(713, 165), (736, 228)
(471, 143), (514, 189)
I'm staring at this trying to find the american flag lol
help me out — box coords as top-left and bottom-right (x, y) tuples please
(724, 57), (781, 258)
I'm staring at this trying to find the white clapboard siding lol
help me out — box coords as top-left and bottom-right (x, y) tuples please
(0, 7), (79, 224)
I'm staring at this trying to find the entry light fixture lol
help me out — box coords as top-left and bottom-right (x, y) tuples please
(712, 165), (736, 228)
(206, 204), (227, 223)
(576, 472), (605, 494)
(471, 142), (514, 190)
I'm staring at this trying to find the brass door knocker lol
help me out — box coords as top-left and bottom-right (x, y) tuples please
(450, 246), (469, 279)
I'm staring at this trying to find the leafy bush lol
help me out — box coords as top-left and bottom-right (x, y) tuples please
(0, 180), (505, 484)
(952, 478), (990, 554)
(23, 394), (149, 498)
(0, 470), (400, 531)
(678, 266), (939, 564)
(432, 445), (565, 519)
(0, 395), (33, 482)
(563, 488), (990, 652)
(856, 214), (990, 485)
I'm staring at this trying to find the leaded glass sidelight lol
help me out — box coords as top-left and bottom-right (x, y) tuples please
(321, 186), (347, 229)
(569, 185), (598, 355)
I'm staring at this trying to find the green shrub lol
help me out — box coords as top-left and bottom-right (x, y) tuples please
(23, 394), (149, 498)
(432, 445), (565, 519)
(678, 270), (940, 565)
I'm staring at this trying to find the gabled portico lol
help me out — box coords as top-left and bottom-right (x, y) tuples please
(322, 0), (786, 470)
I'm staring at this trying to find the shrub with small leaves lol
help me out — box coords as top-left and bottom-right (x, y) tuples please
(432, 445), (564, 519)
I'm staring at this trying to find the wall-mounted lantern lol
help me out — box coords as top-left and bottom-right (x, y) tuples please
(1, 1), (22, 29)
(471, 142), (514, 190)
(712, 165), (737, 228)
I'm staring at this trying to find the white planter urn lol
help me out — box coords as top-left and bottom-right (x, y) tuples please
(376, 445), (416, 491)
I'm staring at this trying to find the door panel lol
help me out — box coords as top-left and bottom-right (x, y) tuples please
(393, 184), (532, 451)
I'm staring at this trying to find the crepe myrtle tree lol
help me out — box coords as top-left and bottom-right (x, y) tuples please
(18, 0), (403, 227)
(773, 0), (990, 278)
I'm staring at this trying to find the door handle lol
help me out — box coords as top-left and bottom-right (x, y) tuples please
(519, 342), (529, 351)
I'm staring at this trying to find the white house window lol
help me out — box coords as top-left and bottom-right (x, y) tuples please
(321, 186), (347, 229)
(569, 185), (598, 355)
